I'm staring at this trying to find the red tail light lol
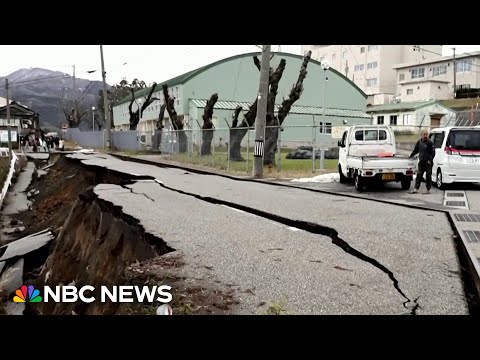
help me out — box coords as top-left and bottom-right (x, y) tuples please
(444, 146), (459, 155)
(406, 169), (414, 176)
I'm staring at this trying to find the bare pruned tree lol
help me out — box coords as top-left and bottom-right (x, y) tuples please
(62, 99), (89, 128)
(162, 84), (187, 153)
(127, 82), (158, 130)
(229, 51), (312, 164)
(153, 103), (167, 151)
(201, 93), (219, 155)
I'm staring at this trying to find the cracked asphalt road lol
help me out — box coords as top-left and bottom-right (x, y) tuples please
(69, 153), (469, 314)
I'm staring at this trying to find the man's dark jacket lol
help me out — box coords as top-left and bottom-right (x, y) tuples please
(410, 138), (436, 162)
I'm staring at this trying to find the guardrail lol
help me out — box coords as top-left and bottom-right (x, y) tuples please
(0, 151), (18, 209)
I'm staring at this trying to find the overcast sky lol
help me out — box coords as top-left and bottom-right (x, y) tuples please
(0, 45), (478, 86)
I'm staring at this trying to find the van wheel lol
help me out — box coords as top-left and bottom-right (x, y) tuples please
(355, 175), (364, 192)
(338, 165), (348, 184)
(436, 169), (446, 190)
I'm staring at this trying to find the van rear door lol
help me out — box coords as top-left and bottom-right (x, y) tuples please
(445, 129), (480, 170)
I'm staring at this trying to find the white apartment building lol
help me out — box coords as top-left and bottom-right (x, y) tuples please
(393, 51), (480, 102)
(301, 45), (443, 105)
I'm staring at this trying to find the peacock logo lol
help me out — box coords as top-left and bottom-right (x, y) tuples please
(13, 285), (43, 303)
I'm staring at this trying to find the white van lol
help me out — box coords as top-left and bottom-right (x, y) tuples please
(428, 126), (480, 189)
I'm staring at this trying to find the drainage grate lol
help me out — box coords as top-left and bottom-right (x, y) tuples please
(463, 230), (480, 243)
(446, 201), (467, 207)
(446, 193), (465, 197)
(454, 214), (480, 222)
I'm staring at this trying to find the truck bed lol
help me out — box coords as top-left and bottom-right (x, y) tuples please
(347, 155), (415, 170)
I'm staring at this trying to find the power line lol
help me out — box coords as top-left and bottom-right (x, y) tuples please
(411, 45), (480, 69)
(9, 74), (71, 87)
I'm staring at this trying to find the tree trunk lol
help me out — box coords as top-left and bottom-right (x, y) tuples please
(153, 104), (166, 152)
(228, 56), (286, 162)
(263, 121), (280, 165)
(228, 106), (244, 160)
(201, 130), (214, 155)
(229, 100), (257, 161)
(263, 51), (312, 165)
(163, 84), (187, 153)
(201, 93), (219, 156)
(229, 126), (249, 161)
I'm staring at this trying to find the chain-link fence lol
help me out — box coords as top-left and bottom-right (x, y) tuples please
(66, 114), (480, 176)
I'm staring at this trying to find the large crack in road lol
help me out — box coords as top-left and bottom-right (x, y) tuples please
(130, 178), (420, 314)
(67, 156), (425, 313)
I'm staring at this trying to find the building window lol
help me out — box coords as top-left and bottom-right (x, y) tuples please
(377, 116), (384, 124)
(456, 84), (471, 90)
(368, 45), (378, 51)
(354, 64), (364, 72)
(411, 67), (425, 79)
(456, 60), (472, 72)
(319, 122), (332, 134)
(403, 114), (412, 125)
(390, 115), (398, 125)
(360, 47), (365, 54)
(332, 54), (336, 61)
(176, 99), (180, 106)
(367, 61), (378, 69)
(407, 89), (413, 95)
(343, 51), (347, 58)
(399, 74), (405, 81)
(432, 65), (447, 76)
(367, 78), (377, 86)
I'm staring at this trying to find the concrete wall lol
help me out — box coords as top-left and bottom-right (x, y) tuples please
(395, 54), (480, 101)
(398, 81), (451, 102)
(301, 45), (443, 102)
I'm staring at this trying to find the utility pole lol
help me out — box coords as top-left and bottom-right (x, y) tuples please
(100, 45), (112, 150)
(452, 47), (457, 99)
(5, 79), (12, 161)
(72, 65), (77, 124)
(253, 45), (271, 178)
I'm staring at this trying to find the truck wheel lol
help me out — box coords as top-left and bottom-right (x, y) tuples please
(355, 175), (364, 192)
(401, 179), (411, 190)
(338, 165), (348, 184)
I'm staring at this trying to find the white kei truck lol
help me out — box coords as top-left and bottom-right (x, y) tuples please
(337, 125), (416, 192)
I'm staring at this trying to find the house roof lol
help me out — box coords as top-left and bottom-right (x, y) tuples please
(115, 51), (367, 106)
(366, 100), (454, 113)
(190, 99), (371, 118)
(0, 101), (39, 117)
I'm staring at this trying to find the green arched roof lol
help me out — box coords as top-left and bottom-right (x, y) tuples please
(115, 51), (367, 106)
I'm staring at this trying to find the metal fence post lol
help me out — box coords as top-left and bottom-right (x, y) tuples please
(212, 128), (215, 167)
(312, 124), (316, 173)
(224, 118), (231, 172)
(277, 125), (282, 173)
(320, 148), (325, 170)
(246, 128), (250, 174)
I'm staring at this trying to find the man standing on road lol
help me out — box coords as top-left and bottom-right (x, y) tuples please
(409, 129), (435, 194)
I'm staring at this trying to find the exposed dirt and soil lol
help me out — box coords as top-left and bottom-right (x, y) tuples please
(4, 155), (239, 315)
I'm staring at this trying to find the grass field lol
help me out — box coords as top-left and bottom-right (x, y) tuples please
(160, 147), (338, 178)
